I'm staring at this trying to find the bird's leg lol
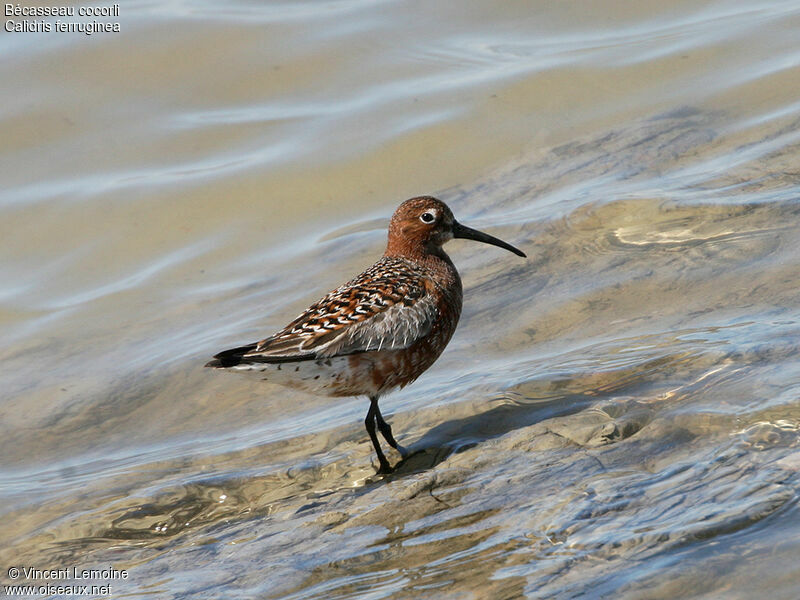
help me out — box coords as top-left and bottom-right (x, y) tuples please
(372, 396), (408, 458)
(365, 399), (392, 474)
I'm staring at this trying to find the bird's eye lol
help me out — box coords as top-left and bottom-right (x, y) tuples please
(420, 211), (435, 223)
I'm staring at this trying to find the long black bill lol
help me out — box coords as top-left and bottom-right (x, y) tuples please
(452, 221), (526, 257)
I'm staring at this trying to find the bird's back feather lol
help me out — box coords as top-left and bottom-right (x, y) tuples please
(207, 256), (439, 367)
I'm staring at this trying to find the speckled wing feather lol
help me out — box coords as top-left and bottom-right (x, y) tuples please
(243, 257), (438, 361)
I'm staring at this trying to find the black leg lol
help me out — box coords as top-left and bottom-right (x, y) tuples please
(365, 398), (392, 474)
(373, 398), (408, 458)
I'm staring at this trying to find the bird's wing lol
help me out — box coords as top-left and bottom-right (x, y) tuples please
(242, 257), (438, 361)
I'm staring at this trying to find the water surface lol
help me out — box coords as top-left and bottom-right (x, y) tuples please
(2, 1), (800, 598)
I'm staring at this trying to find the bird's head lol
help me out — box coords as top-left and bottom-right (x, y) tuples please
(385, 196), (526, 259)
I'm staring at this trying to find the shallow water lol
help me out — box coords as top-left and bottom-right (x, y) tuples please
(2, 1), (800, 598)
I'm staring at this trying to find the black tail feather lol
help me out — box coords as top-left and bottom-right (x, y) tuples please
(204, 343), (259, 368)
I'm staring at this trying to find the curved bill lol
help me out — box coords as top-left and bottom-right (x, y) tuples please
(452, 221), (526, 258)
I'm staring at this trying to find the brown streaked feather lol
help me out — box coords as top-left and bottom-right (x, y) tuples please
(239, 256), (438, 361)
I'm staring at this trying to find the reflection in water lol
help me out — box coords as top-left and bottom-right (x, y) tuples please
(2, 1), (800, 598)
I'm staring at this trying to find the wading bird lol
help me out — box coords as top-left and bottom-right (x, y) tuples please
(206, 196), (525, 473)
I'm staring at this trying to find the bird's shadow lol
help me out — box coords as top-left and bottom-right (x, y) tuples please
(377, 394), (594, 480)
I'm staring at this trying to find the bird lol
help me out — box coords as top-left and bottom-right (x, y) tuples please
(205, 196), (526, 474)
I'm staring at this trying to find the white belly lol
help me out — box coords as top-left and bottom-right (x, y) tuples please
(225, 356), (376, 397)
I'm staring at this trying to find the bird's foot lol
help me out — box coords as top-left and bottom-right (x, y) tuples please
(376, 460), (395, 475)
